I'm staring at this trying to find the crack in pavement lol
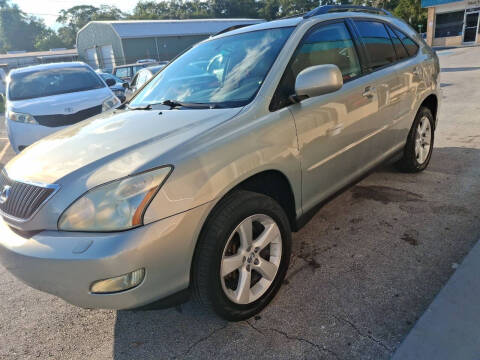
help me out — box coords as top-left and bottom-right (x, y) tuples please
(332, 314), (393, 353)
(174, 323), (228, 359)
(246, 320), (341, 360)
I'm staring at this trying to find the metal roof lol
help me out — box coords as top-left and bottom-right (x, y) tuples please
(0, 49), (77, 60)
(89, 19), (265, 38)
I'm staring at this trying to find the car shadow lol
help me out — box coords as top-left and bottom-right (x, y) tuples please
(112, 147), (480, 360)
(113, 302), (226, 359)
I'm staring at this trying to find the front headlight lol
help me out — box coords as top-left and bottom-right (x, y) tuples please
(58, 166), (173, 232)
(7, 110), (37, 124)
(102, 95), (121, 112)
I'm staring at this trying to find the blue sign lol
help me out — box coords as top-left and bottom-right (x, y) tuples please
(422, 0), (463, 7)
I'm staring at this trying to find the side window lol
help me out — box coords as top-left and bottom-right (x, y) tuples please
(270, 21), (361, 111)
(386, 25), (409, 60)
(354, 20), (397, 70)
(393, 29), (419, 57)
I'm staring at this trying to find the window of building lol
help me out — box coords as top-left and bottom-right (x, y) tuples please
(435, 11), (465, 38)
(270, 22), (361, 111)
(354, 21), (397, 70)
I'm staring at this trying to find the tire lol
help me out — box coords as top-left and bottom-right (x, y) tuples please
(396, 106), (435, 173)
(192, 190), (292, 321)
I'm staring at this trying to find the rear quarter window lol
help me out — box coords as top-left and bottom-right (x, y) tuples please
(393, 29), (420, 56)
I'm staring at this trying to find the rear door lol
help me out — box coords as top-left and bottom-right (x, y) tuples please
(352, 19), (406, 156)
(270, 20), (381, 211)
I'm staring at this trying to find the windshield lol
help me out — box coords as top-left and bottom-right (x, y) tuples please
(129, 27), (293, 109)
(8, 67), (105, 101)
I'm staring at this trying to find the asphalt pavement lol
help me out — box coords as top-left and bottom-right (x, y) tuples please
(0, 46), (480, 360)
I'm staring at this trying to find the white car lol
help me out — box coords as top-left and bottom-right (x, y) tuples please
(0, 68), (6, 95)
(5, 62), (120, 153)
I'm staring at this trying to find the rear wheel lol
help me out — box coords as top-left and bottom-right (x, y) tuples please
(192, 190), (291, 321)
(396, 106), (434, 173)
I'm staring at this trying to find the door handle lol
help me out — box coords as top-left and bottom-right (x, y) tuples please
(362, 86), (376, 99)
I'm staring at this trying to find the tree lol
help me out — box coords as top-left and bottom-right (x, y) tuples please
(56, 5), (124, 48)
(35, 29), (68, 51)
(0, 0), (48, 53)
(394, 0), (427, 31)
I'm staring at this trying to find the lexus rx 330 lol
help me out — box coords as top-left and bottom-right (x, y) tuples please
(0, 7), (440, 321)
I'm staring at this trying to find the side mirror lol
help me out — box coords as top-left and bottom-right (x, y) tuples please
(122, 82), (129, 89)
(105, 78), (116, 87)
(293, 64), (343, 101)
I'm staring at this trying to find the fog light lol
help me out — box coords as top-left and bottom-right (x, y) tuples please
(90, 269), (145, 294)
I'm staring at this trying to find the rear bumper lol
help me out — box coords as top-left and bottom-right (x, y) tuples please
(0, 202), (212, 309)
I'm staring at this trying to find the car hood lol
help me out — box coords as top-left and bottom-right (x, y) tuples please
(5, 107), (243, 185)
(8, 87), (113, 116)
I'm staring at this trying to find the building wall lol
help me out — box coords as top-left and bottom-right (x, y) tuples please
(427, 7), (436, 45)
(77, 23), (124, 70)
(121, 35), (208, 64)
(424, 0), (480, 47)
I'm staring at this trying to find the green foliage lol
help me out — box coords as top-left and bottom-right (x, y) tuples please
(0, 0), (428, 54)
(0, 1), (49, 52)
(393, 0), (427, 31)
(56, 5), (125, 48)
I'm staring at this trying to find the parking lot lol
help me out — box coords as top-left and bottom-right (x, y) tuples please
(0, 45), (479, 360)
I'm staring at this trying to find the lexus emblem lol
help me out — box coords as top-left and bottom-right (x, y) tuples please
(0, 185), (11, 204)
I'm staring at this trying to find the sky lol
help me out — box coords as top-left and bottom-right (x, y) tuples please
(12, 0), (139, 29)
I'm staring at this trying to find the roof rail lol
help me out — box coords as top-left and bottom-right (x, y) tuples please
(304, 5), (392, 19)
(213, 24), (253, 36)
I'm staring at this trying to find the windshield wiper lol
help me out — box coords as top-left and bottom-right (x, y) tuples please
(161, 99), (214, 109)
(127, 100), (215, 111)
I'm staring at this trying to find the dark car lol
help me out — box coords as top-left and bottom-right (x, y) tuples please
(97, 72), (128, 102)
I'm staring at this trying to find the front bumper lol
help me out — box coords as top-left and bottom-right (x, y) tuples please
(0, 202), (212, 309)
(6, 119), (67, 153)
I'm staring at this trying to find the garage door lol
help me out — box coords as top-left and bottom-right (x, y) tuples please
(85, 48), (98, 69)
(100, 45), (115, 71)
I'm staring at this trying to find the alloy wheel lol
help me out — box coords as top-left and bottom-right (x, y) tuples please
(220, 214), (282, 305)
(415, 115), (432, 164)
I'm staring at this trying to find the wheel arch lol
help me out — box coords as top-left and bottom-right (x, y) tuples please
(189, 169), (298, 294)
(418, 94), (438, 129)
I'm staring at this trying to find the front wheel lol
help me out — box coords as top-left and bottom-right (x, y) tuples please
(396, 106), (435, 173)
(192, 190), (291, 321)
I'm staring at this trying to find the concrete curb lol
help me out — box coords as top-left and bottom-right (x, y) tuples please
(392, 240), (480, 360)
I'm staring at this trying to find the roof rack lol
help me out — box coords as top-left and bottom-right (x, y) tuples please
(304, 5), (392, 19)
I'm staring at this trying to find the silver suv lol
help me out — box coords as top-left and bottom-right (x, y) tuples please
(0, 6), (439, 321)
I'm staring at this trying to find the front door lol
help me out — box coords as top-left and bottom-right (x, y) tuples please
(273, 21), (379, 212)
(463, 12), (479, 43)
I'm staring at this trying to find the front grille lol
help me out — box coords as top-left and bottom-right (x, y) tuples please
(0, 172), (56, 220)
(35, 105), (102, 127)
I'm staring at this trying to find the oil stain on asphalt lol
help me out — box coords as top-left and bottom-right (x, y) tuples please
(351, 185), (424, 204)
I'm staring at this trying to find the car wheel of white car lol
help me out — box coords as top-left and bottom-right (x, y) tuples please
(396, 106), (435, 173)
(192, 190), (291, 321)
